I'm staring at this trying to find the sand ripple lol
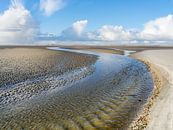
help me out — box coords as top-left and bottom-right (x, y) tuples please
(0, 48), (153, 130)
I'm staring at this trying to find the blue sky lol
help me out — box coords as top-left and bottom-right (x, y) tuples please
(0, 0), (173, 44)
(0, 0), (173, 33)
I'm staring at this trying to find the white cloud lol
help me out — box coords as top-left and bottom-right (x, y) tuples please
(92, 25), (136, 41)
(0, 0), (38, 44)
(72, 20), (88, 36)
(59, 20), (88, 40)
(40, 0), (65, 16)
(59, 20), (137, 42)
(1, 1), (171, 45)
(140, 14), (173, 40)
(57, 15), (173, 44)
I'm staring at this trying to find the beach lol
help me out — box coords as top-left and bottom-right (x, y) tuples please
(131, 49), (173, 130)
(1, 0), (173, 129)
(0, 47), (153, 129)
(1, 46), (173, 130)
(0, 47), (97, 86)
(0, 47), (98, 107)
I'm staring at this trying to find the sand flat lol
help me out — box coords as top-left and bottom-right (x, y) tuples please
(133, 49), (173, 130)
(0, 47), (154, 129)
(0, 47), (97, 87)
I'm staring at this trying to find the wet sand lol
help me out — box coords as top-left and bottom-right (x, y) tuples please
(0, 47), (97, 87)
(0, 47), (97, 106)
(131, 50), (173, 130)
(0, 47), (153, 130)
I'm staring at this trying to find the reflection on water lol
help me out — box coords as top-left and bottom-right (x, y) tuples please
(0, 48), (153, 130)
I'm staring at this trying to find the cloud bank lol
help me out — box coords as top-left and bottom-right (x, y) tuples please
(88, 25), (137, 41)
(58, 20), (136, 42)
(40, 0), (65, 16)
(141, 15), (173, 41)
(58, 15), (173, 44)
(0, 0), (38, 44)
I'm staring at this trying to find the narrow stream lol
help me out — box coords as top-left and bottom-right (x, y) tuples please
(0, 47), (153, 130)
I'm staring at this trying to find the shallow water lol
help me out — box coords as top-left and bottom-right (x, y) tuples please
(0, 48), (153, 130)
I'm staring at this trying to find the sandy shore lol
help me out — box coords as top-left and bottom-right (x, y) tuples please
(130, 50), (173, 130)
(1, 46), (172, 129)
(0, 47), (98, 106)
(0, 47), (154, 129)
(0, 47), (97, 87)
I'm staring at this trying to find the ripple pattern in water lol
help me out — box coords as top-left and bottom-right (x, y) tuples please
(0, 49), (153, 130)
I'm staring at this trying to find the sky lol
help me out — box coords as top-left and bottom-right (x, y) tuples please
(0, 0), (173, 45)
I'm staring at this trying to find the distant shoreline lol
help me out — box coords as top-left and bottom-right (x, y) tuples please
(0, 45), (173, 50)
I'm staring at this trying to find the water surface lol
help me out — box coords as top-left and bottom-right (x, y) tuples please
(0, 47), (153, 129)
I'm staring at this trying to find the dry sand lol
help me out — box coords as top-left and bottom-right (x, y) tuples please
(131, 49), (173, 130)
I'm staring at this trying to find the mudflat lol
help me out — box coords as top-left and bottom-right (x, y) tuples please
(0, 47), (153, 130)
(0, 47), (97, 87)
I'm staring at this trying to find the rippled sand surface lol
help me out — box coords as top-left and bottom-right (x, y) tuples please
(0, 47), (153, 130)
(0, 48), (96, 87)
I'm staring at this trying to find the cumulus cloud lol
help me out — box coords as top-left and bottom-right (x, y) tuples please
(2, 1), (172, 45)
(58, 14), (173, 44)
(97, 15), (173, 42)
(0, 0), (38, 44)
(40, 0), (65, 16)
(72, 20), (88, 36)
(140, 14), (173, 41)
(59, 20), (88, 40)
(59, 21), (138, 42)
(58, 21), (138, 42)
(90, 25), (137, 41)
